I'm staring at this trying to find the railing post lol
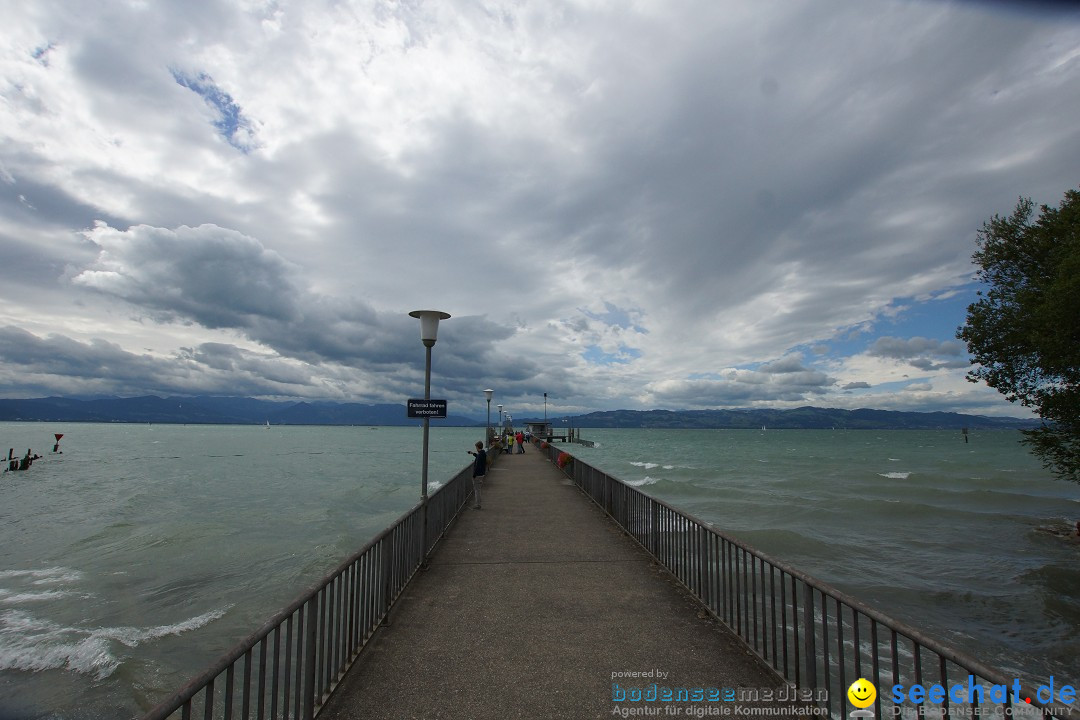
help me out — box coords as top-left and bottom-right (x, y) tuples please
(802, 583), (818, 690)
(650, 501), (660, 557)
(302, 598), (318, 720)
(382, 532), (394, 624)
(698, 525), (709, 606)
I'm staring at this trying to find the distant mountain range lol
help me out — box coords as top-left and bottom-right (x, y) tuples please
(0, 396), (1041, 430)
(0, 396), (478, 426)
(547, 407), (1040, 430)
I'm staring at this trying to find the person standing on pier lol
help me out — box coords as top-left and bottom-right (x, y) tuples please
(516, 430), (525, 454)
(467, 441), (487, 510)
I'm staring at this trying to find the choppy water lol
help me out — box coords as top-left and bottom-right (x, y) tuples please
(1, 424), (1078, 718)
(0, 422), (482, 720)
(569, 428), (1080, 687)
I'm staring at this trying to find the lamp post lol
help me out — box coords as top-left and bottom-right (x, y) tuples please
(409, 309), (450, 562)
(497, 404), (503, 433)
(484, 389), (493, 447)
(544, 392), (547, 422)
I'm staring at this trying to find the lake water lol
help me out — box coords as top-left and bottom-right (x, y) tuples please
(1, 423), (1078, 719)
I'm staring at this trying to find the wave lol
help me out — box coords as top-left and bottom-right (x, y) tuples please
(0, 568), (83, 585)
(0, 606), (229, 679)
(95, 607), (230, 647)
(628, 461), (680, 471)
(1018, 563), (1080, 601)
(0, 610), (117, 677)
(0, 564), (229, 680)
(848, 576), (1078, 681)
(0, 589), (75, 604)
(613, 466), (1070, 529)
(0, 568), (85, 606)
(625, 476), (660, 487)
(727, 528), (846, 559)
(622, 476), (749, 497)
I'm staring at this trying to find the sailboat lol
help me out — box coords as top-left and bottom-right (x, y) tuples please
(264, 420), (270, 429)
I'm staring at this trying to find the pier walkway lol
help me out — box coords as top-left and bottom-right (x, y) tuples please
(318, 446), (794, 719)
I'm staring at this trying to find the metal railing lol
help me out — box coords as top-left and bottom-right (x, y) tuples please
(142, 450), (492, 720)
(538, 442), (1076, 719)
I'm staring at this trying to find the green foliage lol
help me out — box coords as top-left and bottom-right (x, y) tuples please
(957, 188), (1080, 482)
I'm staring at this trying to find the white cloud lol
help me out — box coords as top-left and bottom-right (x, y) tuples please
(1, 0), (1076, 416)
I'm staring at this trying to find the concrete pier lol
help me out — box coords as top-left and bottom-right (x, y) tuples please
(317, 447), (802, 719)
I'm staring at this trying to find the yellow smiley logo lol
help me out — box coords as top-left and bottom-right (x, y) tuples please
(848, 678), (877, 709)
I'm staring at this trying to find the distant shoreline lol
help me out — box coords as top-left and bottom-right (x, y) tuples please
(0, 396), (1039, 431)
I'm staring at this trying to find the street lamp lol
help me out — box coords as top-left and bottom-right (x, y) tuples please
(544, 392), (547, 422)
(497, 404), (503, 433)
(409, 309), (450, 561)
(484, 389), (493, 447)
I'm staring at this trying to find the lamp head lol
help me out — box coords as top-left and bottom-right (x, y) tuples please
(409, 310), (451, 346)
(484, 389), (494, 402)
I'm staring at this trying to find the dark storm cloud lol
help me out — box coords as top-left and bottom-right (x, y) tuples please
(1, 171), (128, 232)
(187, 343), (314, 387)
(647, 357), (838, 409)
(0, 326), (304, 397)
(0, 326), (153, 380)
(649, 377), (835, 408)
(0, 325), (398, 399)
(869, 336), (966, 359)
(66, 222), (534, 398)
(868, 336), (971, 371)
(73, 224), (304, 329)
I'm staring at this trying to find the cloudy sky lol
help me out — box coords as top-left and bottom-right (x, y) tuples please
(2, 0), (1078, 419)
